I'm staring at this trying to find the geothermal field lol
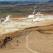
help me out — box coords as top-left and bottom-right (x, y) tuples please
(0, 13), (53, 53)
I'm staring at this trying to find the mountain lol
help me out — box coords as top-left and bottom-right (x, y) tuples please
(48, 0), (53, 3)
(0, 1), (40, 5)
(0, 0), (52, 5)
(49, 0), (53, 2)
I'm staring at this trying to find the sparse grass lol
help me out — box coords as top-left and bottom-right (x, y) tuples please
(0, 4), (53, 16)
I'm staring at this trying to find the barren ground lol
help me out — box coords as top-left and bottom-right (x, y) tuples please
(0, 14), (53, 53)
